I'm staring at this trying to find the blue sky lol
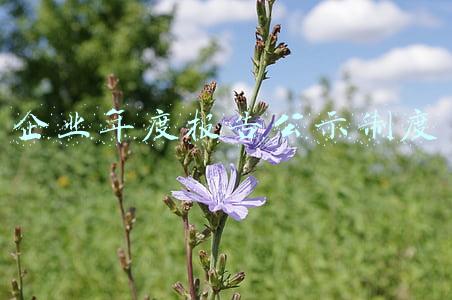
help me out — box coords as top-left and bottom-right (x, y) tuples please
(155, 0), (452, 155)
(214, 0), (452, 106)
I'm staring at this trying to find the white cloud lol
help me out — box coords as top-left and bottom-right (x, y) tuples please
(299, 0), (438, 43)
(273, 86), (291, 102)
(262, 86), (293, 114)
(300, 80), (399, 113)
(142, 48), (170, 82)
(155, 0), (286, 64)
(0, 53), (23, 75)
(301, 82), (452, 156)
(342, 45), (452, 84)
(156, 0), (255, 27)
(424, 97), (452, 156)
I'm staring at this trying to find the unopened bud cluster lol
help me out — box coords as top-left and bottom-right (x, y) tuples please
(199, 251), (246, 295)
(107, 74), (123, 113)
(199, 81), (217, 117)
(253, 0), (290, 78)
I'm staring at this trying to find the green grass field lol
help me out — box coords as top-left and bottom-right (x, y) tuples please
(1, 137), (451, 299)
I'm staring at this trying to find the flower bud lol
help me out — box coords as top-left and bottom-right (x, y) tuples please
(11, 279), (20, 297)
(107, 75), (122, 110)
(234, 91), (248, 114)
(192, 227), (211, 247)
(231, 293), (241, 300)
(267, 42), (291, 66)
(172, 281), (189, 297)
(14, 226), (22, 244)
(208, 268), (221, 288)
(243, 156), (260, 175)
(218, 253), (227, 275)
(199, 250), (210, 272)
(124, 207), (136, 231)
(110, 163), (122, 197)
(207, 124), (222, 155)
(269, 24), (281, 49)
(256, 0), (267, 33)
(252, 37), (265, 76)
(271, 24), (281, 40)
(117, 248), (129, 270)
(274, 42), (291, 59)
(189, 224), (197, 246)
(199, 81), (217, 115)
(253, 37), (266, 76)
(180, 127), (190, 144)
(191, 147), (203, 166)
(120, 141), (130, 161)
(176, 128), (195, 163)
(180, 128), (194, 149)
(252, 101), (269, 117)
(227, 271), (245, 287)
(181, 201), (193, 214)
(194, 278), (201, 295)
(163, 196), (182, 217)
(107, 74), (119, 91)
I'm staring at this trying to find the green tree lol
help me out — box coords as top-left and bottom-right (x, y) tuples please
(0, 0), (215, 146)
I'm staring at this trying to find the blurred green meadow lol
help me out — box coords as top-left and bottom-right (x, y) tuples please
(0, 119), (451, 299)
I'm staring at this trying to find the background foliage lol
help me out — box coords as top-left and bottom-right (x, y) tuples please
(0, 106), (451, 299)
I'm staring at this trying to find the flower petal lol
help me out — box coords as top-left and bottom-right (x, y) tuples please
(240, 196), (266, 208)
(206, 163), (228, 201)
(223, 204), (248, 221)
(171, 190), (211, 204)
(262, 115), (275, 139)
(176, 176), (212, 199)
(229, 176), (258, 202)
(226, 163), (237, 196)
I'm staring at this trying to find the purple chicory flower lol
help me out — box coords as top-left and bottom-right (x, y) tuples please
(220, 114), (296, 164)
(171, 163), (266, 221)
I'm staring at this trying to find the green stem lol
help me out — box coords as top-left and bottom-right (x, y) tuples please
(208, 214), (227, 300)
(249, 3), (273, 110)
(208, 4), (273, 299)
(249, 65), (266, 111)
(207, 56), (267, 298)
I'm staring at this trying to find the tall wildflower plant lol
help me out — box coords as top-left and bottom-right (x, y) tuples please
(166, 1), (295, 299)
(107, 75), (141, 300)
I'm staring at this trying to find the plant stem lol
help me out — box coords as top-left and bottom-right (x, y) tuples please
(15, 241), (24, 300)
(210, 215), (227, 269)
(249, 2), (273, 110)
(249, 64), (266, 112)
(208, 214), (227, 300)
(183, 215), (197, 300)
(115, 144), (138, 300)
(108, 75), (138, 300)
